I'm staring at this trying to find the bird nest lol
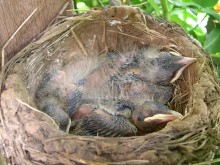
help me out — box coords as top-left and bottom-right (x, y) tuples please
(0, 6), (220, 165)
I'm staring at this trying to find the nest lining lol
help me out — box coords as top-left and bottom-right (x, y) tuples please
(0, 6), (219, 165)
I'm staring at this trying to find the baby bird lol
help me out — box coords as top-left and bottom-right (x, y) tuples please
(32, 46), (196, 135)
(68, 49), (195, 136)
(69, 100), (137, 137)
(132, 101), (182, 135)
(120, 48), (197, 85)
(69, 100), (182, 136)
(110, 73), (174, 104)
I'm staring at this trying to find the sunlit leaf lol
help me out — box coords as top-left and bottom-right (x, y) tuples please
(170, 8), (197, 30)
(194, 26), (206, 36)
(76, 2), (90, 11)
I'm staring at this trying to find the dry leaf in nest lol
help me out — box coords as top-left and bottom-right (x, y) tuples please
(0, 6), (220, 165)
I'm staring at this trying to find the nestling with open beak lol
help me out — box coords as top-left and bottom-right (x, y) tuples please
(136, 48), (197, 85)
(132, 101), (183, 135)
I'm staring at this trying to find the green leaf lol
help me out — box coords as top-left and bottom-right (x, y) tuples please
(169, 0), (201, 8)
(182, 0), (192, 2)
(148, 0), (161, 13)
(200, 8), (220, 22)
(193, 29), (205, 45)
(212, 54), (220, 65)
(131, 0), (142, 5)
(170, 8), (197, 31)
(204, 26), (220, 53)
(206, 16), (217, 33)
(211, 55), (220, 78)
(76, 2), (90, 11)
(170, 0), (220, 22)
(192, 0), (218, 8)
(194, 26), (205, 35)
(145, 4), (155, 14)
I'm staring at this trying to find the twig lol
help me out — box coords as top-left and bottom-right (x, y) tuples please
(107, 30), (145, 41)
(1, 8), (38, 69)
(109, 160), (149, 164)
(71, 29), (88, 56)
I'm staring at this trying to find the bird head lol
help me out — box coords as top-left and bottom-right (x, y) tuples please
(153, 52), (196, 84)
(141, 50), (196, 85)
(169, 54), (197, 83)
(131, 101), (182, 135)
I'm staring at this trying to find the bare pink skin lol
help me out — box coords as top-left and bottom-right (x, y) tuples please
(71, 104), (94, 120)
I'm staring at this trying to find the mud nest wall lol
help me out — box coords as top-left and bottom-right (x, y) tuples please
(0, 6), (220, 165)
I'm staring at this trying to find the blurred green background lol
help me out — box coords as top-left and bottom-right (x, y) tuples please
(73, 0), (220, 78)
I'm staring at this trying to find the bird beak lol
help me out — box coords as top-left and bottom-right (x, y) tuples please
(170, 57), (197, 83)
(144, 110), (183, 123)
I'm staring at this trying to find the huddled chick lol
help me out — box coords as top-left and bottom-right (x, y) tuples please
(33, 47), (196, 136)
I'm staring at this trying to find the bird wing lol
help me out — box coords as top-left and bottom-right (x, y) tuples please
(70, 110), (137, 137)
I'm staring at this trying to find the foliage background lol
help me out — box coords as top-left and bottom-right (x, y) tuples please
(74, 0), (220, 78)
